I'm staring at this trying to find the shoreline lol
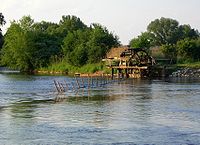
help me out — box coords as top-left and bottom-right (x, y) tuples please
(35, 67), (200, 78)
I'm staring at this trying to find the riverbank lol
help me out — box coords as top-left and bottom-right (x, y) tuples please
(171, 68), (200, 78)
(35, 63), (200, 78)
(170, 62), (200, 77)
(4, 61), (200, 78)
(35, 62), (109, 76)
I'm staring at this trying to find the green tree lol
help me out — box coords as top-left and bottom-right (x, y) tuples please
(57, 15), (87, 38)
(178, 24), (199, 40)
(0, 13), (6, 49)
(0, 12), (6, 30)
(69, 44), (88, 66)
(1, 15), (66, 71)
(87, 24), (119, 63)
(19, 15), (34, 31)
(62, 23), (119, 66)
(2, 14), (120, 70)
(161, 44), (177, 63)
(62, 29), (90, 65)
(0, 32), (3, 49)
(176, 38), (200, 62)
(129, 32), (151, 48)
(1, 22), (34, 71)
(32, 21), (62, 67)
(147, 17), (180, 45)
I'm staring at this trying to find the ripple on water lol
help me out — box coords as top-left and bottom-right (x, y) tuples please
(0, 75), (200, 144)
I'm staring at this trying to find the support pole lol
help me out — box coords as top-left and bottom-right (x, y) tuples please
(111, 68), (114, 80)
(75, 77), (80, 89)
(54, 80), (60, 93)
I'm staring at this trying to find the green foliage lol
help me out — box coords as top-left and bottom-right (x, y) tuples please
(130, 17), (200, 65)
(69, 44), (88, 66)
(0, 32), (3, 49)
(1, 14), (119, 72)
(87, 24), (119, 63)
(130, 32), (151, 48)
(131, 17), (199, 47)
(57, 15), (87, 38)
(0, 12), (6, 49)
(19, 15), (34, 31)
(178, 24), (199, 40)
(0, 12), (6, 29)
(1, 22), (34, 71)
(147, 17), (180, 45)
(1, 16), (62, 71)
(161, 44), (177, 63)
(42, 61), (106, 74)
(176, 38), (200, 62)
(176, 61), (200, 68)
(62, 23), (119, 66)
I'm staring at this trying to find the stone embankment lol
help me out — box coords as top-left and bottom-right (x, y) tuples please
(171, 68), (200, 78)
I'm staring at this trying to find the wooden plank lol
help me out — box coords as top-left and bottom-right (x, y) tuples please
(111, 66), (148, 69)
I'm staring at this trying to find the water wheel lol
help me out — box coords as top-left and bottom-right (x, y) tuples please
(127, 49), (152, 66)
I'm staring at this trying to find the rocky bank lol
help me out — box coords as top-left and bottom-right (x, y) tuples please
(171, 68), (200, 78)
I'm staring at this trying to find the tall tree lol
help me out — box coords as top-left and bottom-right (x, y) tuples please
(0, 31), (3, 49)
(62, 23), (119, 66)
(178, 24), (199, 40)
(62, 29), (90, 66)
(19, 15), (34, 31)
(0, 13), (6, 48)
(176, 38), (200, 61)
(0, 12), (6, 30)
(147, 17), (180, 45)
(87, 24), (119, 63)
(1, 22), (34, 71)
(57, 15), (87, 38)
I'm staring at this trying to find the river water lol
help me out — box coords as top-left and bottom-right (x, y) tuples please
(0, 73), (200, 144)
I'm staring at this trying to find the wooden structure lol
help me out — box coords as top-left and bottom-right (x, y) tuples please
(104, 47), (155, 79)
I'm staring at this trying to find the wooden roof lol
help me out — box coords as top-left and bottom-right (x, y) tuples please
(106, 46), (129, 59)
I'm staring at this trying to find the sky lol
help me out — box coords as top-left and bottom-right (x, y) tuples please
(1, 0), (200, 44)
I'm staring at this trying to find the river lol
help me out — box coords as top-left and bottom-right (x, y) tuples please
(0, 73), (200, 144)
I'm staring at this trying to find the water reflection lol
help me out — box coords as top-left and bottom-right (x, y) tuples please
(9, 98), (53, 118)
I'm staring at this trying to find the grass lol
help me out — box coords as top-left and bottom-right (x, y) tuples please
(176, 61), (200, 68)
(37, 61), (110, 75)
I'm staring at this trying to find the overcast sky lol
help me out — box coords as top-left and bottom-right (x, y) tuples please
(1, 0), (200, 44)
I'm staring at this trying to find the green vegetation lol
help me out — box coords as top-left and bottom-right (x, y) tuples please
(176, 61), (200, 68)
(130, 17), (200, 65)
(0, 15), (119, 72)
(1, 14), (200, 74)
(38, 62), (110, 74)
(0, 13), (6, 49)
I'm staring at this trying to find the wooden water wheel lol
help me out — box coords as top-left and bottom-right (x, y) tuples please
(120, 48), (153, 67)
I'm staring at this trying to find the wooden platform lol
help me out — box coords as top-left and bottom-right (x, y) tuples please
(110, 66), (148, 69)
(110, 65), (150, 79)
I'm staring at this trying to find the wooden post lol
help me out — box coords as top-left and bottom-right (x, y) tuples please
(96, 77), (98, 87)
(54, 80), (60, 93)
(118, 69), (121, 79)
(106, 74), (109, 84)
(72, 82), (76, 92)
(75, 77), (80, 89)
(125, 68), (128, 78)
(88, 75), (90, 89)
(111, 68), (114, 80)
(64, 80), (68, 92)
(91, 76), (94, 87)
(102, 74), (104, 85)
(81, 77), (84, 88)
(60, 83), (65, 92)
(58, 82), (64, 92)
